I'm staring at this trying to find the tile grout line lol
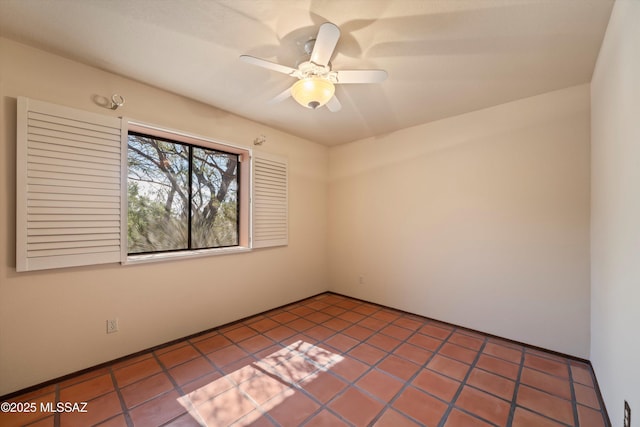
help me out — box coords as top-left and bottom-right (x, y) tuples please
(282, 299), (387, 427)
(267, 299), (411, 426)
(331, 328), (421, 425)
(506, 342), (526, 427)
(334, 309), (502, 426)
(216, 302), (334, 426)
(587, 363), (612, 427)
(322, 304), (428, 426)
(567, 355), (581, 427)
(151, 350), (192, 427)
(108, 367), (134, 427)
(53, 382), (60, 427)
(156, 341), (229, 426)
(366, 320), (456, 426)
(512, 348), (575, 427)
(436, 331), (491, 427)
(182, 296), (371, 426)
(265, 297), (375, 426)
(218, 362), (281, 427)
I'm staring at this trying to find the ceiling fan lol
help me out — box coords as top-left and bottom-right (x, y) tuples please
(240, 22), (388, 112)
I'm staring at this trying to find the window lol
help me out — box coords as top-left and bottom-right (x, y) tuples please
(125, 123), (252, 260)
(127, 132), (239, 254)
(16, 97), (285, 272)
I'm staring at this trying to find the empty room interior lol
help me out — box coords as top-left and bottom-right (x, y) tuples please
(0, 1), (638, 426)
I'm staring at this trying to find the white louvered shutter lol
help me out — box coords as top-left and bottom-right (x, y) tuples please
(16, 97), (123, 272)
(252, 152), (288, 248)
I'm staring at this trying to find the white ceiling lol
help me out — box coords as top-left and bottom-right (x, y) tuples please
(0, 0), (614, 146)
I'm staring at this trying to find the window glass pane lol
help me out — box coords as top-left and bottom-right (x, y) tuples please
(191, 148), (239, 248)
(127, 134), (189, 253)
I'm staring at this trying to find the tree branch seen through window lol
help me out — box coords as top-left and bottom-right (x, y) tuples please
(127, 132), (238, 254)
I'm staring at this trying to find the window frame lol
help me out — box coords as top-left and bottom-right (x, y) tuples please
(16, 97), (287, 272)
(122, 121), (251, 265)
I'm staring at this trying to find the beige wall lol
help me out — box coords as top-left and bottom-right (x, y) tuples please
(328, 84), (591, 358)
(591, 0), (640, 424)
(0, 38), (329, 395)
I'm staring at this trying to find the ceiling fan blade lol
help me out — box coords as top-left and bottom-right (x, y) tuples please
(334, 69), (388, 84)
(310, 22), (340, 66)
(240, 55), (297, 76)
(268, 86), (292, 104)
(326, 95), (342, 112)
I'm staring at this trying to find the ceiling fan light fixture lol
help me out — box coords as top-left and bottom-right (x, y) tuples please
(291, 77), (334, 109)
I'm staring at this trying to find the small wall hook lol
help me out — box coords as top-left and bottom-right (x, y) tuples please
(253, 135), (266, 146)
(110, 94), (125, 110)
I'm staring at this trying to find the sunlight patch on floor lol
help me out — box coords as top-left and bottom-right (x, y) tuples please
(177, 340), (343, 426)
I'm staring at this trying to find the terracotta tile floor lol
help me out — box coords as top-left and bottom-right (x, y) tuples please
(0, 293), (608, 427)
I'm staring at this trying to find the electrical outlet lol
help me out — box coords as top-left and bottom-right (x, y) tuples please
(625, 401), (631, 427)
(359, 275), (365, 284)
(106, 318), (119, 334)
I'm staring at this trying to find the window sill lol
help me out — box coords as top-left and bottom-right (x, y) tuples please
(124, 246), (251, 265)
